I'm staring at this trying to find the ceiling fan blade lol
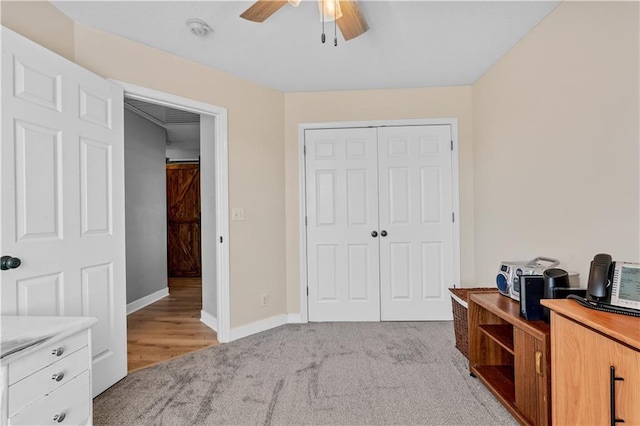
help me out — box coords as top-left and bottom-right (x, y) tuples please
(240, 0), (289, 23)
(337, 0), (369, 41)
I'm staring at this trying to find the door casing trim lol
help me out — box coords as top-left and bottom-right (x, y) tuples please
(111, 80), (231, 343)
(298, 119), (461, 323)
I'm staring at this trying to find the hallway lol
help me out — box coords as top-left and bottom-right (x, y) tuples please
(127, 278), (219, 372)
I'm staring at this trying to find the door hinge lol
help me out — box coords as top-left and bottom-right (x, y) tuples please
(305, 216), (308, 226)
(220, 236), (223, 243)
(452, 212), (455, 223)
(307, 287), (309, 296)
(303, 145), (306, 155)
(450, 140), (454, 151)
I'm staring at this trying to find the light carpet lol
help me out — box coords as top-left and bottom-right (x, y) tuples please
(94, 322), (517, 425)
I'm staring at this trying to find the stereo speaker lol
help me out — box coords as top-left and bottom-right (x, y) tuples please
(520, 275), (545, 321)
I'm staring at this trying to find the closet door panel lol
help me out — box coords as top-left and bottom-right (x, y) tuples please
(378, 125), (454, 320)
(305, 128), (380, 321)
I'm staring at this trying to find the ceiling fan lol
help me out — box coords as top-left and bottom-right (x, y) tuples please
(240, 0), (369, 41)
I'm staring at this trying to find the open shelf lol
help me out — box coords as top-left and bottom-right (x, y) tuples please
(468, 292), (551, 425)
(478, 324), (514, 355)
(473, 365), (515, 404)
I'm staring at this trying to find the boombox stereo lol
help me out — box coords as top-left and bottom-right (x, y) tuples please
(496, 257), (561, 301)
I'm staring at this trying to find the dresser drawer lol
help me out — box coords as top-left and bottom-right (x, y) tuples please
(8, 370), (91, 426)
(8, 346), (89, 417)
(8, 331), (88, 385)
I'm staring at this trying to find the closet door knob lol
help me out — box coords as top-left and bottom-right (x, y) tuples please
(53, 413), (66, 423)
(380, 230), (388, 237)
(371, 231), (378, 238)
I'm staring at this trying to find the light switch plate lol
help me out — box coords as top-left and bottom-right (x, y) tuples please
(232, 208), (245, 221)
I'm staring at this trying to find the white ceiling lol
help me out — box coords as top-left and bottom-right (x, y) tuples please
(125, 98), (200, 124)
(125, 98), (201, 148)
(53, 1), (559, 92)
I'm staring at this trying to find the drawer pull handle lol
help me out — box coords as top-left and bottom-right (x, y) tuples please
(53, 413), (66, 423)
(51, 347), (64, 357)
(610, 366), (625, 425)
(51, 372), (65, 382)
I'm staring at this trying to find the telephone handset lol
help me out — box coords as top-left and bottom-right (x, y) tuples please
(568, 253), (640, 317)
(586, 253), (613, 302)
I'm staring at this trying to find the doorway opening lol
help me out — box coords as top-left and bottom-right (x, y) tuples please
(114, 81), (230, 371)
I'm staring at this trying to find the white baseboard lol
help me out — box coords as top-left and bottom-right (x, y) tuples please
(200, 310), (218, 332)
(230, 314), (288, 341)
(286, 313), (303, 323)
(126, 287), (169, 315)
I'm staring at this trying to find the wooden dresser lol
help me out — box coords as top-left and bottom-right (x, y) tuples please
(542, 300), (640, 425)
(1, 316), (97, 426)
(468, 292), (550, 426)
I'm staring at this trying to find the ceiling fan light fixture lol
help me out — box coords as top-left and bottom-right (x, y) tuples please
(186, 19), (213, 37)
(318, 0), (342, 22)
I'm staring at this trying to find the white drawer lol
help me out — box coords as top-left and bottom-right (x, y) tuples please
(8, 331), (88, 385)
(8, 346), (89, 417)
(8, 370), (91, 426)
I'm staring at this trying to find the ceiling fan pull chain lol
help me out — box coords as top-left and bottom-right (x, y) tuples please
(334, 0), (338, 46)
(321, 0), (326, 43)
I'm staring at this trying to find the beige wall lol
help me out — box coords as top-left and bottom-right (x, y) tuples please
(473, 1), (639, 286)
(284, 87), (474, 313)
(2, 2), (287, 328)
(4, 0), (638, 324)
(0, 1), (75, 61)
(73, 24), (287, 328)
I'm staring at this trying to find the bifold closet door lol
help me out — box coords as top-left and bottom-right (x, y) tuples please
(305, 125), (454, 322)
(378, 125), (454, 320)
(305, 128), (381, 321)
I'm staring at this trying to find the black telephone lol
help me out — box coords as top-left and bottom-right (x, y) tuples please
(568, 253), (640, 317)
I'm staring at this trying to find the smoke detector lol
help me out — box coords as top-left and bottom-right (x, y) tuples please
(186, 19), (213, 37)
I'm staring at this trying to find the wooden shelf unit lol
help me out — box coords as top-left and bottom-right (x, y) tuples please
(468, 292), (550, 426)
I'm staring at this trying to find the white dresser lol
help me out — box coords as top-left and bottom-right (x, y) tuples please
(1, 316), (97, 426)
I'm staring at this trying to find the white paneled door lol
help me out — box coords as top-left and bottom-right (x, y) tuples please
(378, 126), (454, 320)
(0, 28), (127, 395)
(305, 125), (455, 322)
(305, 128), (381, 321)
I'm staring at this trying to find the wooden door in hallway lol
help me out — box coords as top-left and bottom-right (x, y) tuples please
(166, 163), (202, 277)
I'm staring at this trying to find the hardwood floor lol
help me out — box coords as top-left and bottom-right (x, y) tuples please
(127, 278), (219, 372)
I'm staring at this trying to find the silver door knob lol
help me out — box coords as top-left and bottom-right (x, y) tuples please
(1, 256), (21, 270)
(53, 413), (66, 423)
(380, 230), (388, 237)
(371, 231), (378, 237)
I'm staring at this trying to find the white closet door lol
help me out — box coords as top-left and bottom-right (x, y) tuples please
(1, 28), (127, 395)
(378, 125), (454, 320)
(305, 128), (380, 321)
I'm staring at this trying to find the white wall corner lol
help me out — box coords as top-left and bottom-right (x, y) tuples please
(229, 314), (288, 342)
(200, 310), (218, 332)
(126, 287), (169, 315)
(287, 313), (303, 324)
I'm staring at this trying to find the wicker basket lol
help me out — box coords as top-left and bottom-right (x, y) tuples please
(449, 287), (498, 359)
